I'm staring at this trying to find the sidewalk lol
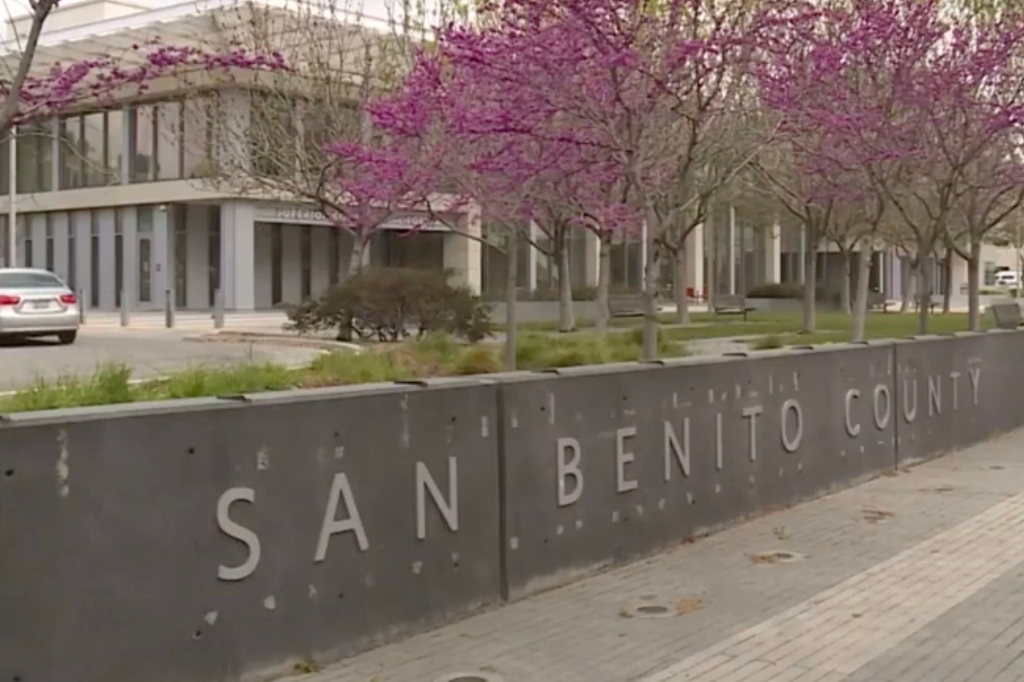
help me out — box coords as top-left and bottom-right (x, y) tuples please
(80, 310), (288, 332)
(296, 429), (1024, 682)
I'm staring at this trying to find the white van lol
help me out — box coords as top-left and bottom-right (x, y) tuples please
(995, 271), (1021, 287)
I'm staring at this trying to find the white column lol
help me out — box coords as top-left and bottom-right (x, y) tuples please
(153, 206), (170, 308)
(685, 224), (705, 295)
(443, 206), (482, 294)
(97, 208), (116, 310)
(220, 201), (256, 310)
(31, 213), (45, 268)
(583, 229), (600, 287)
(52, 212), (69, 282)
(121, 206), (138, 308)
(72, 211), (91, 305)
(727, 205), (737, 294)
(764, 221), (781, 285)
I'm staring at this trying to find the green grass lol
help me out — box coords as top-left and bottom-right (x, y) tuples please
(0, 329), (686, 414)
(0, 310), (992, 414)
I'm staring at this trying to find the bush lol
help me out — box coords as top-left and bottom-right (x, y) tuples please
(747, 283), (804, 299)
(286, 268), (492, 343)
(751, 334), (784, 350)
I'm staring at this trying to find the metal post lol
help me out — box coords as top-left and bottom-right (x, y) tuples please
(119, 289), (130, 327)
(213, 287), (225, 329)
(164, 289), (174, 328)
(78, 289), (85, 324)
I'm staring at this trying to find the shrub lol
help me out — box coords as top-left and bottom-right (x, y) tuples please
(751, 335), (784, 350)
(285, 268), (492, 342)
(449, 345), (503, 375)
(747, 283), (804, 299)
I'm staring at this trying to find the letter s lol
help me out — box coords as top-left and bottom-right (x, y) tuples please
(217, 487), (261, 581)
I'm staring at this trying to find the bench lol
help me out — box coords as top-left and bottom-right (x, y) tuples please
(608, 294), (645, 318)
(990, 302), (1023, 329)
(913, 294), (942, 313)
(868, 291), (889, 312)
(712, 294), (755, 321)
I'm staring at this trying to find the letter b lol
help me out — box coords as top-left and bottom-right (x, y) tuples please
(557, 437), (583, 507)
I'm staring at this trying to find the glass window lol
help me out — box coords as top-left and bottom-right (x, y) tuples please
(182, 96), (215, 179)
(15, 216), (27, 266)
(68, 228), (76, 292)
(45, 215), (54, 272)
(0, 270), (64, 287)
(271, 224), (282, 304)
(208, 221), (221, 308)
(83, 112), (106, 187)
(114, 211), (123, 307)
(140, 237), (152, 303)
(129, 106), (155, 183)
(157, 102), (182, 180)
(328, 228), (339, 285)
(250, 93), (296, 177)
(59, 116), (84, 189)
(90, 212), (99, 307)
(106, 109), (123, 184)
(17, 121), (53, 193)
(301, 228), (312, 299)
(0, 216), (7, 267)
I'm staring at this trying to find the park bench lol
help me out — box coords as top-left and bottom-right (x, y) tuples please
(913, 294), (942, 313)
(868, 291), (889, 312)
(990, 302), (1023, 330)
(712, 293), (755, 321)
(608, 294), (645, 318)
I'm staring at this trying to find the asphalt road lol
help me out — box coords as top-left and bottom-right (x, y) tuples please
(0, 329), (323, 391)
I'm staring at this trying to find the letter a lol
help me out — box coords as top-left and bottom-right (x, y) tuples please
(314, 472), (369, 562)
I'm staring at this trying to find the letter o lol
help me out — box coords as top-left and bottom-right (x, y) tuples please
(781, 399), (803, 453)
(873, 384), (892, 430)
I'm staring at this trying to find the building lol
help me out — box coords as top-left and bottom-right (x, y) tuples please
(0, 0), (1016, 312)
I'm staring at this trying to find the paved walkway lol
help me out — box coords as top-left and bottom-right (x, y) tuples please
(293, 429), (1024, 682)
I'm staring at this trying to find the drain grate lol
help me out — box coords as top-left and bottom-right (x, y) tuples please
(621, 599), (682, 619)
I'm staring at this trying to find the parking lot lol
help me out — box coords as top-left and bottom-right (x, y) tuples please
(0, 328), (322, 391)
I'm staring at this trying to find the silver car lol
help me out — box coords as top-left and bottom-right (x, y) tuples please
(0, 268), (80, 344)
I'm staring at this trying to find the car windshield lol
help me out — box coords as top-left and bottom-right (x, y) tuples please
(0, 271), (65, 288)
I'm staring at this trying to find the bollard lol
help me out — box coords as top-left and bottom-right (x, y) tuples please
(213, 288), (225, 329)
(119, 289), (130, 327)
(164, 289), (174, 328)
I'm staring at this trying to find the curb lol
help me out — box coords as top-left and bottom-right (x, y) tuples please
(185, 331), (364, 353)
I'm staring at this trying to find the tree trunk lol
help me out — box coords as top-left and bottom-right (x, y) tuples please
(916, 254), (933, 335)
(674, 240), (690, 325)
(840, 248), (852, 314)
(942, 247), (953, 314)
(595, 232), (611, 334)
(851, 243), (873, 341)
(349, 235), (366, 275)
(967, 238), (982, 331)
(801, 222), (817, 333)
(641, 213), (660, 360)
(504, 227), (519, 370)
(557, 230), (576, 332)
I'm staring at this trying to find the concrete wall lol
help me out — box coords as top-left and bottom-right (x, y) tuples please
(3, 334), (1024, 682)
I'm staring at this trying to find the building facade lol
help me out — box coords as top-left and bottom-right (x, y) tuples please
(1, 0), (1016, 312)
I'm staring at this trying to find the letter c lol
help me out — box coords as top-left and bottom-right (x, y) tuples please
(844, 389), (861, 437)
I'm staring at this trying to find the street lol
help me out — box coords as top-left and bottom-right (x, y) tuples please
(0, 329), (322, 391)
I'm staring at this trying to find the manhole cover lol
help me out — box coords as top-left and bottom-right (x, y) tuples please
(432, 673), (504, 682)
(750, 550), (805, 565)
(621, 599), (687, 619)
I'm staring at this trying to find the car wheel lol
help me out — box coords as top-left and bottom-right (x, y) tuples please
(57, 331), (77, 345)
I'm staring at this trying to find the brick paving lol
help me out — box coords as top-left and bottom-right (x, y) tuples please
(282, 428), (1024, 682)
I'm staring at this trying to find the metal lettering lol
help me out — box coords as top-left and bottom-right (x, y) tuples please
(781, 399), (803, 453)
(844, 389), (861, 437)
(664, 418), (690, 481)
(216, 487), (261, 581)
(416, 458), (458, 540)
(873, 384), (892, 430)
(616, 427), (639, 493)
(556, 437), (583, 506)
(742, 406), (763, 461)
(314, 472), (369, 561)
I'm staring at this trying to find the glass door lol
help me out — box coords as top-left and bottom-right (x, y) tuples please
(138, 236), (152, 306)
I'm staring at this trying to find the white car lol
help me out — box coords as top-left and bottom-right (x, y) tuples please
(0, 268), (80, 344)
(994, 271), (1021, 288)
